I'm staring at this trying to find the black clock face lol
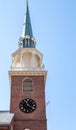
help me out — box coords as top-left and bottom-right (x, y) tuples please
(19, 98), (37, 113)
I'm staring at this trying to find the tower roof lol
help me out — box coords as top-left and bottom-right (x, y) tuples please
(22, 0), (33, 38)
(18, 0), (36, 48)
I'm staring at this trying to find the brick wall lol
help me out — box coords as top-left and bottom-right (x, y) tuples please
(10, 75), (47, 130)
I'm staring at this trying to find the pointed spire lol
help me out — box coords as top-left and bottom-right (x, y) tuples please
(19, 0), (36, 48)
(22, 0), (33, 38)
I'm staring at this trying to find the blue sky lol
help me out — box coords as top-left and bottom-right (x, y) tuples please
(0, 0), (76, 130)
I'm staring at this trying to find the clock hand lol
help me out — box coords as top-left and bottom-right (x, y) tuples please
(27, 103), (35, 109)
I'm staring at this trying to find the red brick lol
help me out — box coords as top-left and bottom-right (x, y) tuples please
(10, 75), (47, 130)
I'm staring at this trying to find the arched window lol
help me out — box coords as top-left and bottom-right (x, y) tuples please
(23, 78), (33, 92)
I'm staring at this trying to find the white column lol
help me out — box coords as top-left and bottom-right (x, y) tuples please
(31, 52), (34, 69)
(20, 49), (23, 68)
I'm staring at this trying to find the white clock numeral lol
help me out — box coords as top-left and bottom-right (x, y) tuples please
(23, 109), (25, 111)
(33, 104), (35, 106)
(32, 107), (35, 110)
(21, 107), (23, 109)
(27, 99), (29, 101)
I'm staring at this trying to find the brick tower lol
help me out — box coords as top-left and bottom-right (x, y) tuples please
(9, 0), (47, 130)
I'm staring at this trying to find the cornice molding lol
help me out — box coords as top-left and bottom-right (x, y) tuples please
(9, 70), (47, 76)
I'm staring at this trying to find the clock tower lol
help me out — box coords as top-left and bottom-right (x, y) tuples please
(9, 0), (47, 130)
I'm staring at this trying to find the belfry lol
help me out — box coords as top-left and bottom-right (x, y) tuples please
(0, 1), (47, 130)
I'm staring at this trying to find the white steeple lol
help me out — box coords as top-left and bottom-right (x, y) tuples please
(10, 0), (44, 71)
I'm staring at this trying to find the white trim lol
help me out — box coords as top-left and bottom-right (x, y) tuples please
(9, 70), (47, 76)
(11, 67), (45, 71)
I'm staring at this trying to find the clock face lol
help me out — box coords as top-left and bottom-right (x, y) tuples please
(19, 98), (37, 113)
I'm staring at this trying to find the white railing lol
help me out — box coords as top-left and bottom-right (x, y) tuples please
(10, 66), (45, 71)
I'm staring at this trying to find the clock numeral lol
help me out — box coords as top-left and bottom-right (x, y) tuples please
(27, 99), (29, 101)
(33, 104), (35, 106)
(23, 109), (26, 111)
(21, 107), (23, 109)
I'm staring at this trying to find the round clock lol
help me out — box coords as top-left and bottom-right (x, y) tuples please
(19, 98), (37, 113)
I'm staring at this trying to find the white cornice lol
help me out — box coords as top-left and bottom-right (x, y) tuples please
(9, 70), (47, 75)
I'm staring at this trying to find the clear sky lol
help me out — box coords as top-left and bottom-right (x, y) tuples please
(0, 0), (76, 130)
